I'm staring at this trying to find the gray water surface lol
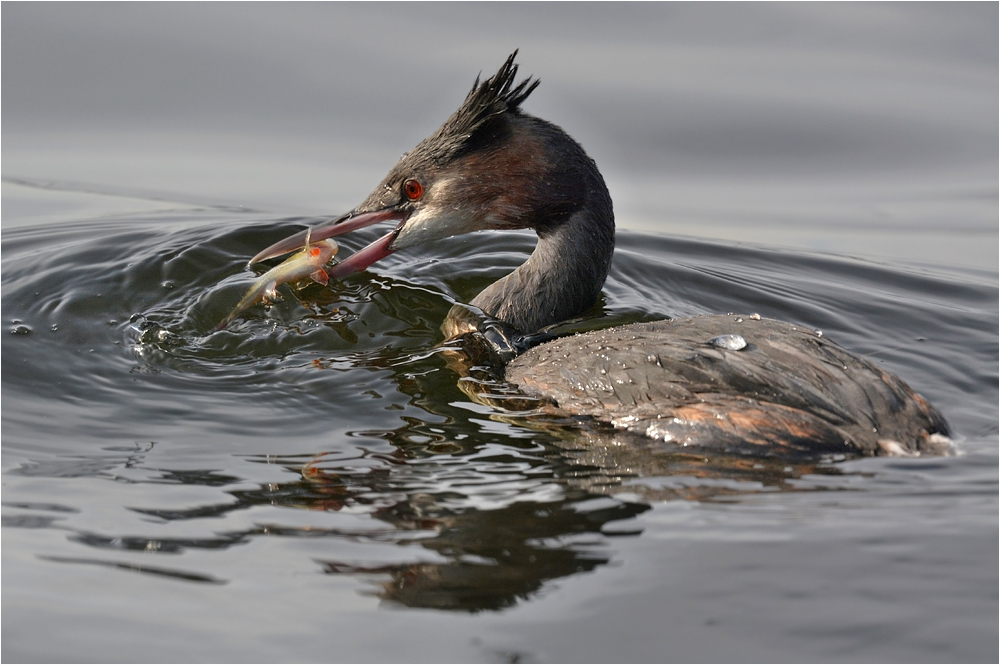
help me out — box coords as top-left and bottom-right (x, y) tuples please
(3, 4), (997, 663)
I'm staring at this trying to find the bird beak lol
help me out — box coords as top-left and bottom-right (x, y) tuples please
(249, 208), (408, 279)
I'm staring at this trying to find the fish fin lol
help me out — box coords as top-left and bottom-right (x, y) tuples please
(310, 269), (329, 286)
(263, 282), (281, 304)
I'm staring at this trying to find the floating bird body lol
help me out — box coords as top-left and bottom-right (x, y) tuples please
(249, 52), (951, 457)
(506, 316), (951, 457)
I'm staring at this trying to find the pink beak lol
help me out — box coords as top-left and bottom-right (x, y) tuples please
(248, 209), (407, 278)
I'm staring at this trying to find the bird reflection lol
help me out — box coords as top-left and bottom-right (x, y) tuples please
(293, 421), (829, 611)
(317, 499), (645, 612)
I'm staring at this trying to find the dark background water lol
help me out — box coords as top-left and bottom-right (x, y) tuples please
(3, 4), (997, 662)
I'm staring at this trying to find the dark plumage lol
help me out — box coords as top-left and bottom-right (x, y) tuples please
(420, 51), (541, 165)
(506, 317), (952, 457)
(251, 52), (952, 457)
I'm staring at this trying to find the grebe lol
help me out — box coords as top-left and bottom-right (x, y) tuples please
(249, 52), (951, 458)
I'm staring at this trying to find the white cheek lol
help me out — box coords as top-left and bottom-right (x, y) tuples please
(392, 206), (480, 249)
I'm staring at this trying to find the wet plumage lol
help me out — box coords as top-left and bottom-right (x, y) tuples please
(251, 52), (951, 457)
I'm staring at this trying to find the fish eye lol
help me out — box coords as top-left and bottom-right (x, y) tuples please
(403, 179), (423, 201)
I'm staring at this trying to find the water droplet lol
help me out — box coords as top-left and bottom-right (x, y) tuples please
(161, 280), (175, 290)
(707, 334), (747, 351)
(10, 324), (32, 335)
(50, 324), (58, 332)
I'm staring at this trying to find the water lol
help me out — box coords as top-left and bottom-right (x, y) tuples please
(3, 4), (997, 663)
(3, 182), (996, 661)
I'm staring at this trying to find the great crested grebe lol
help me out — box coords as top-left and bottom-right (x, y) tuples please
(249, 52), (951, 458)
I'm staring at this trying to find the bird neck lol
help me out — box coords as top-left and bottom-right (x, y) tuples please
(471, 199), (615, 333)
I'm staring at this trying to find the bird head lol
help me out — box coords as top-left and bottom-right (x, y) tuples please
(249, 51), (588, 278)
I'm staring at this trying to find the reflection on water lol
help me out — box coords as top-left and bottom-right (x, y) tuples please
(2, 184), (996, 660)
(5, 423), (837, 612)
(2, 3), (996, 657)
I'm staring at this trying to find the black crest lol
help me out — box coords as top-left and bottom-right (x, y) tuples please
(419, 50), (540, 164)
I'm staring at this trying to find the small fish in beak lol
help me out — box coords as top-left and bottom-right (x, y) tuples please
(216, 237), (339, 331)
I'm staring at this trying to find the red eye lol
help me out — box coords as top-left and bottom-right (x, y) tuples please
(403, 179), (423, 201)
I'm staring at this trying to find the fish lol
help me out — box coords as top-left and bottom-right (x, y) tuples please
(216, 238), (338, 330)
